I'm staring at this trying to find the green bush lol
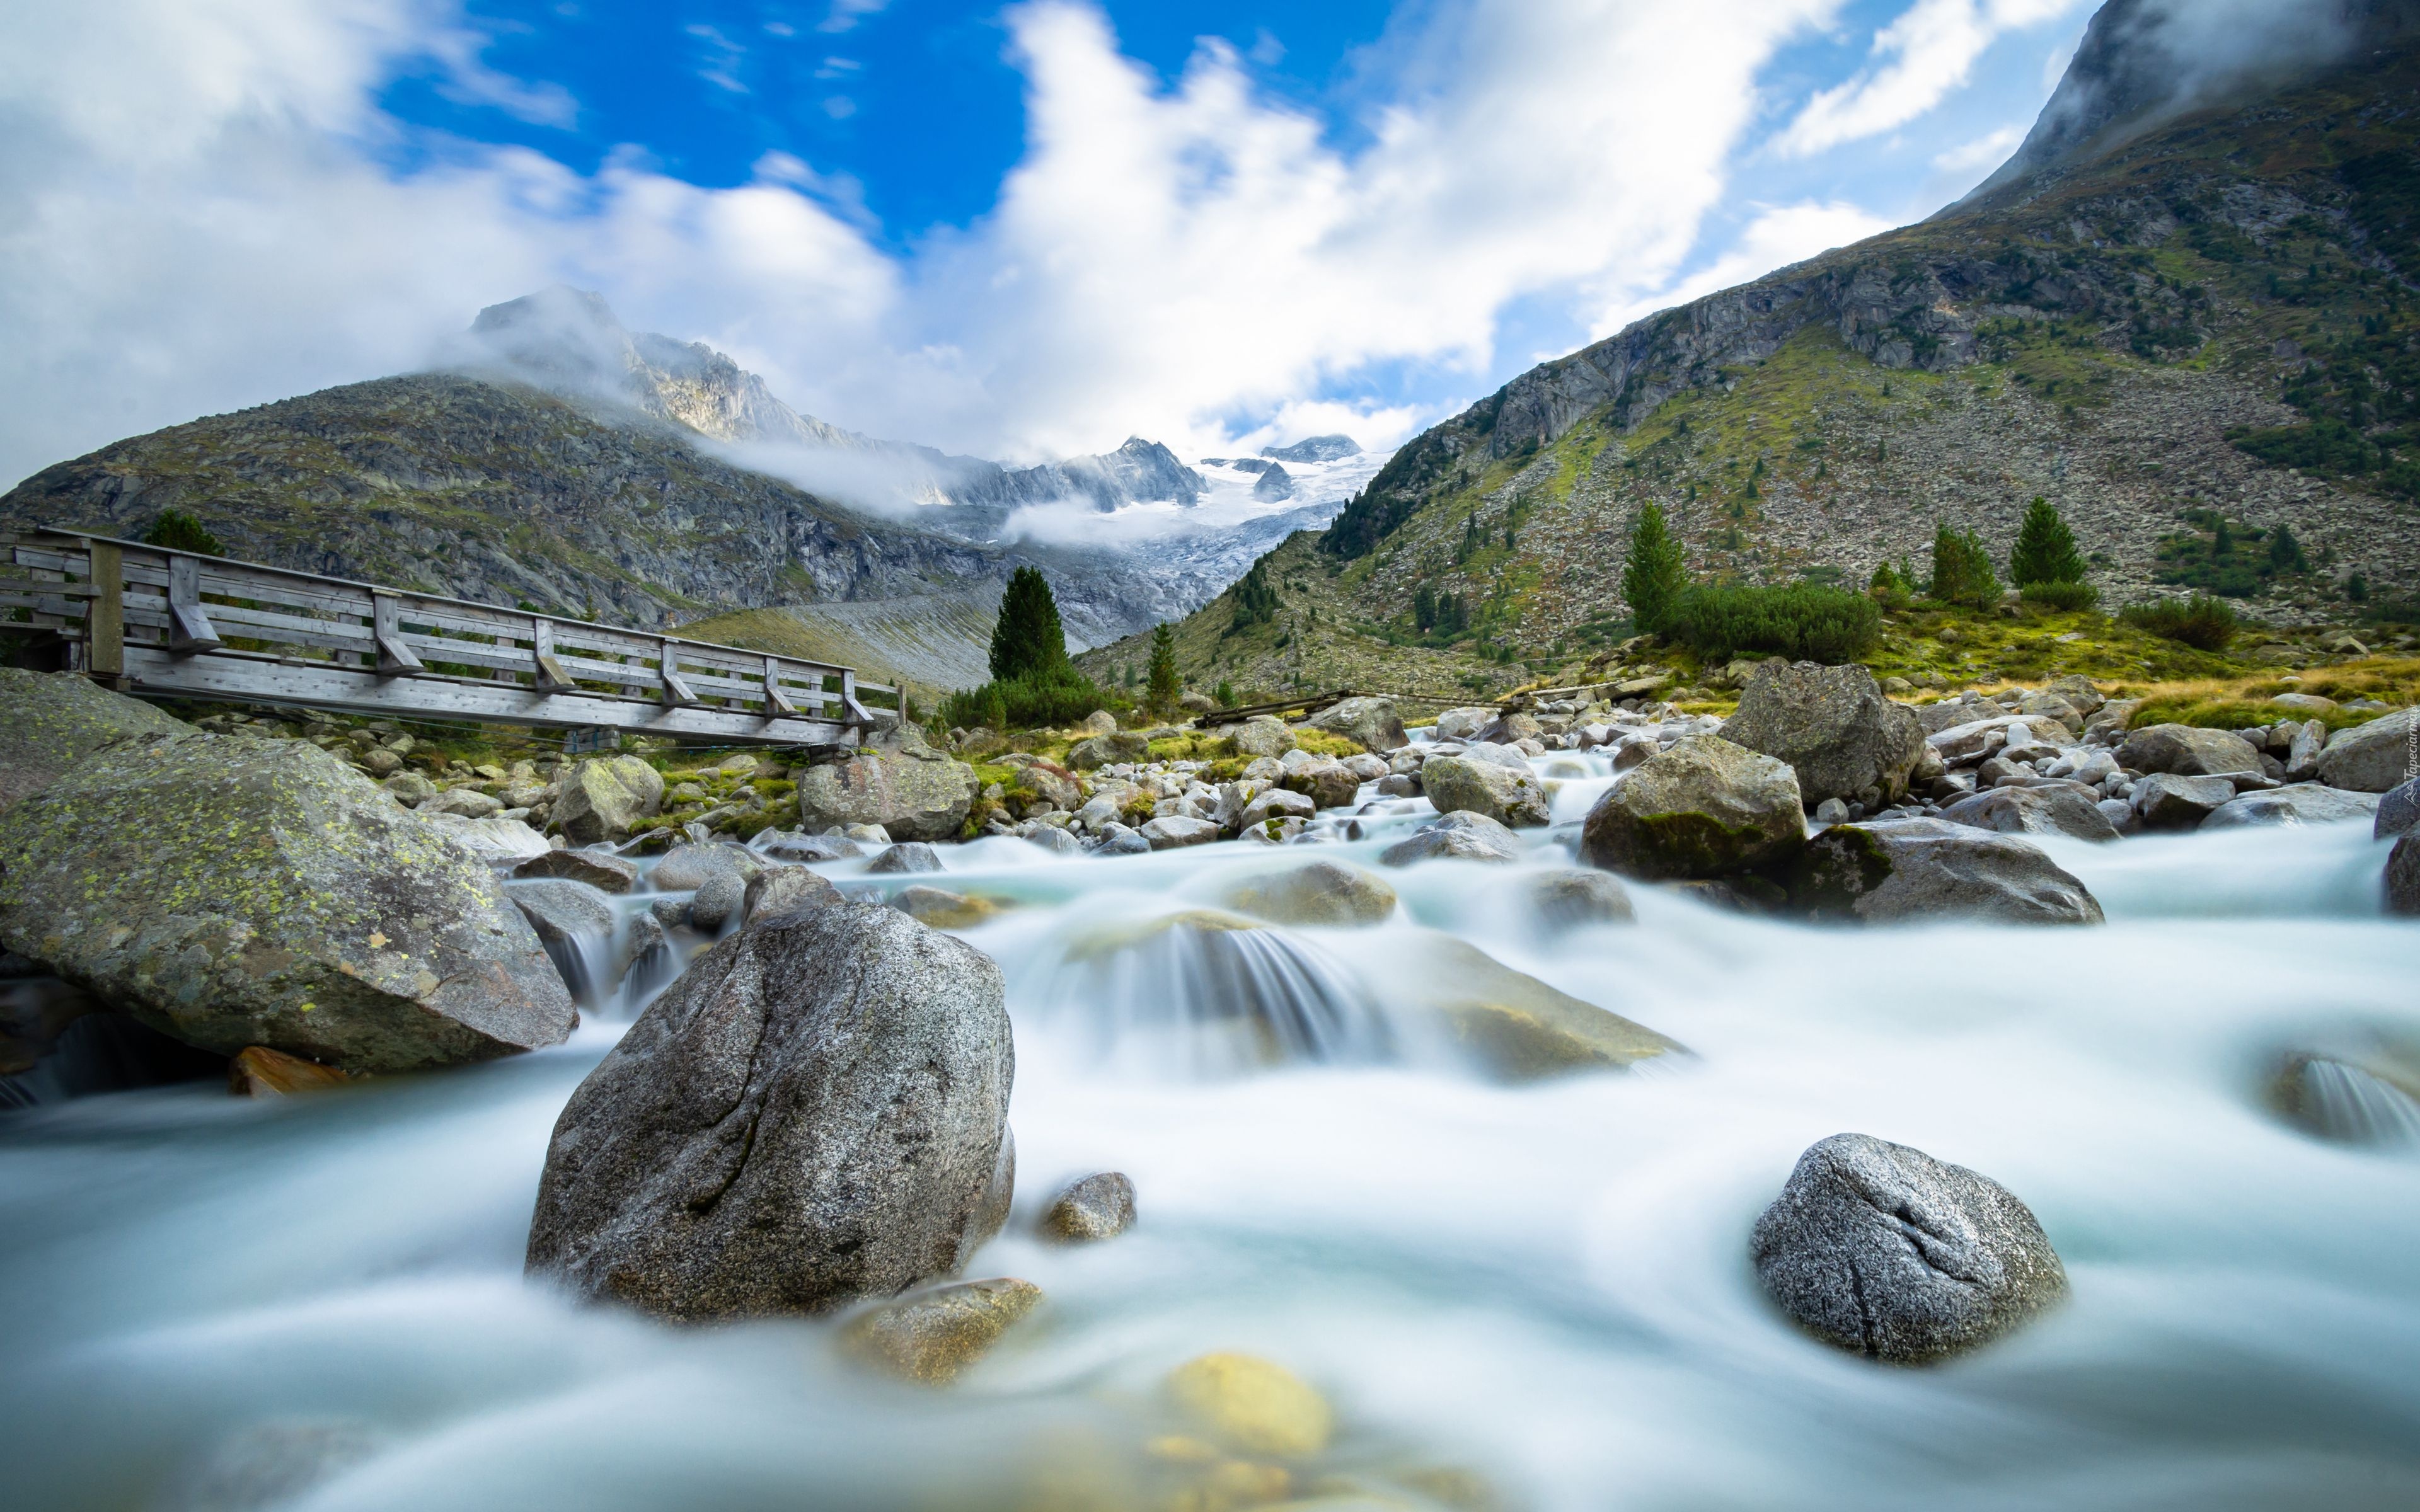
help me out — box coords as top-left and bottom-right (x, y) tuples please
(1662, 583), (1881, 664)
(2119, 595), (2238, 651)
(942, 662), (1107, 731)
(2020, 580), (2100, 611)
(142, 508), (224, 557)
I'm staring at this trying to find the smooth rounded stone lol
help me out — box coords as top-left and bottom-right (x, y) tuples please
(421, 786), (502, 820)
(1093, 823), (1153, 856)
(1579, 736), (1805, 882)
(1140, 815), (1221, 850)
(1219, 861), (1398, 927)
(1751, 1133), (2068, 1364)
(866, 841), (944, 875)
(2116, 724), (2264, 779)
(1719, 662), (1924, 805)
(2267, 1040), (2420, 1143)
(2270, 691), (2339, 713)
(1374, 773), (1420, 799)
(1927, 714), (2077, 765)
(2043, 675), (2107, 718)
(2016, 691), (2087, 728)
(1473, 711), (1544, 747)
(553, 755), (666, 845)
(1303, 695), (1406, 752)
(1238, 786), (1318, 833)
(843, 1277), (1042, 1385)
(652, 842), (762, 892)
(382, 771), (438, 805)
(1418, 754), (1549, 828)
(648, 895), (691, 931)
(420, 811), (552, 862)
(1282, 757), (1364, 811)
(1017, 761), (1083, 811)
(1380, 811), (1523, 866)
(1068, 730), (1150, 769)
(759, 832), (861, 862)
(1022, 824), (1082, 857)
(2318, 708), (2420, 793)
(2096, 798), (2137, 835)
(892, 885), (1000, 929)
(514, 847), (640, 892)
(0, 667), (191, 813)
(513, 878), (617, 944)
(227, 1045), (352, 1097)
(688, 872), (746, 932)
(525, 903), (1013, 1320)
(843, 822), (896, 845)
(2201, 784), (2382, 831)
(2391, 833), (2419, 918)
(1228, 716), (1297, 760)
(357, 746), (404, 777)
(1040, 1171), (1138, 1242)
(1610, 733), (1658, 771)
(0, 733), (575, 1073)
(1524, 868), (1637, 931)
(1792, 819), (2104, 925)
(1812, 797), (1851, 826)
(1393, 934), (1682, 1079)
(794, 742), (979, 843)
(1915, 697), (2000, 735)
(1167, 1353), (1335, 1457)
(2131, 772), (2238, 830)
(2378, 777), (2420, 840)
(1938, 786), (2120, 842)
(1430, 706), (1498, 742)
(2284, 718), (2329, 782)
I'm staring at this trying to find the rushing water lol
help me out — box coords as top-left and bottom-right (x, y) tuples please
(4, 742), (2419, 1511)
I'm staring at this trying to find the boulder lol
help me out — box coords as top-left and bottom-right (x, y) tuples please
(1219, 861), (1397, 927)
(2131, 773), (2237, 830)
(2378, 777), (2420, 841)
(1751, 1133), (2067, 1363)
(2389, 834), (2420, 917)
(759, 832), (862, 862)
(1238, 786), (1315, 833)
(793, 742), (979, 844)
(1473, 711), (1543, 747)
(843, 1278), (1042, 1385)
(1419, 754), (1549, 828)
(689, 873), (745, 932)
(869, 842), (945, 874)
(1228, 717), (1296, 760)
(1380, 810), (1523, 866)
(2201, 784), (2382, 831)
(1023, 824), (1082, 856)
(2043, 675), (2107, 718)
(2267, 1039), (2420, 1141)
(512, 878), (616, 946)
(514, 848), (641, 893)
(1719, 662), (1925, 805)
(1938, 786), (2119, 843)
(1167, 1354), (1334, 1457)
(891, 885), (999, 930)
(0, 668), (191, 812)
(1040, 1171), (1137, 1243)
(420, 811), (551, 862)
(744, 865), (841, 922)
(2116, 724), (2264, 779)
(1282, 757), (1364, 811)
(1076, 709), (1118, 736)
(1068, 731), (1150, 770)
(1916, 698), (1997, 735)
(1579, 736), (1805, 882)
(1398, 936), (1683, 1079)
(1017, 761), (1084, 811)
(1140, 815), (1221, 850)
(422, 787), (504, 820)
(553, 756), (665, 845)
(1431, 706), (1498, 742)
(1928, 714), (2077, 765)
(1305, 696), (1405, 752)
(2015, 691), (2087, 728)
(654, 842), (763, 891)
(1790, 819), (2104, 925)
(525, 903), (1013, 1319)
(1525, 869), (1637, 931)
(0, 733), (575, 1072)
(382, 771), (437, 805)
(2317, 708), (2420, 793)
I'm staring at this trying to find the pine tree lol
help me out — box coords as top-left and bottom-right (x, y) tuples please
(1146, 622), (1181, 713)
(1929, 522), (2002, 608)
(2008, 496), (2086, 586)
(1412, 583), (1437, 631)
(1622, 501), (1687, 633)
(142, 508), (223, 557)
(988, 566), (1067, 683)
(2267, 522), (2308, 573)
(1231, 560), (1281, 630)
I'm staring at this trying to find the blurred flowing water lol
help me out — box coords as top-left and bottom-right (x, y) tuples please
(4, 759), (2419, 1511)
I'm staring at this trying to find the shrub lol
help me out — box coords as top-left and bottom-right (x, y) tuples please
(1662, 583), (1881, 664)
(2119, 595), (2238, 651)
(2020, 580), (2100, 611)
(942, 662), (1109, 732)
(142, 508), (223, 556)
(1213, 680), (1236, 707)
(1622, 501), (1687, 634)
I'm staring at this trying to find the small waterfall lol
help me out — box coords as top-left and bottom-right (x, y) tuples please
(535, 925), (619, 1011)
(2285, 1057), (2420, 1148)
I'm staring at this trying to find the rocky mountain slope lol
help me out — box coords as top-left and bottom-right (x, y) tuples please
(1085, 0), (2420, 697)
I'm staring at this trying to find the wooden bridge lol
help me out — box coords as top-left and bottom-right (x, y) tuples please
(0, 527), (887, 750)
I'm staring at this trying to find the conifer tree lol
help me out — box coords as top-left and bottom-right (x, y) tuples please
(1622, 501), (1687, 634)
(1929, 522), (2002, 608)
(2267, 522), (2308, 573)
(2008, 496), (2087, 586)
(142, 508), (222, 557)
(1146, 622), (1181, 713)
(988, 566), (1066, 682)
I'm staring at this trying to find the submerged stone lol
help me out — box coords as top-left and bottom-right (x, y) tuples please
(1218, 861), (1398, 927)
(1167, 1353), (1335, 1457)
(843, 1277), (1043, 1385)
(1041, 1171), (1138, 1243)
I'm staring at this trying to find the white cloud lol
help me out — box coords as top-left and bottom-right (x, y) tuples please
(1590, 200), (1898, 338)
(1932, 122), (2025, 173)
(817, 0), (889, 36)
(1779, 0), (2083, 157)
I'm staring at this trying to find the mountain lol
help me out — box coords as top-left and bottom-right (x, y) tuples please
(1261, 435), (1363, 463)
(1081, 0), (2420, 697)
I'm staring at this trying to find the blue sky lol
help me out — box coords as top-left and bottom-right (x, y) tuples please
(0, 0), (2104, 485)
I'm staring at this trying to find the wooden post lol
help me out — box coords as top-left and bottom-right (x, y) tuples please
(372, 592), (423, 675)
(659, 639), (699, 706)
(533, 617), (575, 692)
(86, 541), (124, 680)
(165, 553), (222, 652)
(761, 656), (797, 716)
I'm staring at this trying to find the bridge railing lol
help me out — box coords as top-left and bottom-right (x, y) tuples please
(0, 527), (887, 749)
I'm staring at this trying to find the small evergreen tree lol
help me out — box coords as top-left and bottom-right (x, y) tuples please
(2008, 497), (2086, 586)
(2267, 522), (2308, 574)
(1231, 560), (1281, 631)
(1928, 522), (2001, 608)
(1412, 583), (1437, 632)
(981, 683), (1008, 732)
(1146, 622), (1181, 713)
(988, 566), (1067, 683)
(143, 508), (222, 557)
(1214, 679), (1236, 707)
(1622, 501), (1687, 634)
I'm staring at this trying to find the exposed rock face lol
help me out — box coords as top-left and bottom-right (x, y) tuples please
(1380, 810), (1524, 866)
(514, 849), (641, 892)
(0, 733), (575, 1071)
(1261, 434), (1361, 463)
(2379, 777), (2420, 840)
(1218, 861), (1397, 927)
(1303, 696), (1406, 752)
(2116, 724), (2264, 779)
(2390, 834), (2420, 918)
(1751, 1133), (2068, 1364)
(793, 743), (977, 844)
(0, 670), (190, 813)
(1040, 1172), (1138, 1243)
(1792, 818), (2103, 925)
(554, 757), (665, 846)
(1719, 662), (1923, 806)
(1419, 753), (1550, 828)
(2317, 709), (2420, 793)
(2201, 784), (2380, 830)
(1251, 462), (1296, 501)
(526, 903), (1012, 1320)
(842, 1277), (1042, 1385)
(1579, 736), (1806, 882)
(1939, 786), (2120, 842)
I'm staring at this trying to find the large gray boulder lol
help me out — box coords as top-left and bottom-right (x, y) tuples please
(2317, 708), (2420, 793)
(1305, 696), (1406, 753)
(1790, 818), (2104, 925)
(1218, 861), (1397, 927)
(1420, 754), (1549, 828)
(525, 902), (1013, 1320)
(2131, 773), (2237, 830)
(2378, 777), (2420, 841)
(553, 756), (666, 845)
(1719, 662), (1923, 805)
(0, 669), (192, 813)
(0, 733), (575, 1071)
(1751, 1133), (2068, 1363)
(1938, 786), (2119, 842)
(2201, 784), (2381, 831)
(1380, 810), (1523, 866)
(1068, 731), (1150, 770)
(1579, 736), (1805, 882)
(1432, 706), (1498, 742)
(793, 742), (978, 844)
(2390, 834), (2419, 917)
(1928, 714), (2078, 765)
(1228, 716), (1296, 760)
(2116, 724), (2264, 779)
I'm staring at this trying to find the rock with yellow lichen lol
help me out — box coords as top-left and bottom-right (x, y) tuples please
(0, 668), (190, 813)
(843, 1277), (1042, 1384)
(1167, 1353), (1335, 1458)
(0, 731), (576, 1073)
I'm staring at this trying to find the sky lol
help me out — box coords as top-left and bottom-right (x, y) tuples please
(0, 0), (2106, 487)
